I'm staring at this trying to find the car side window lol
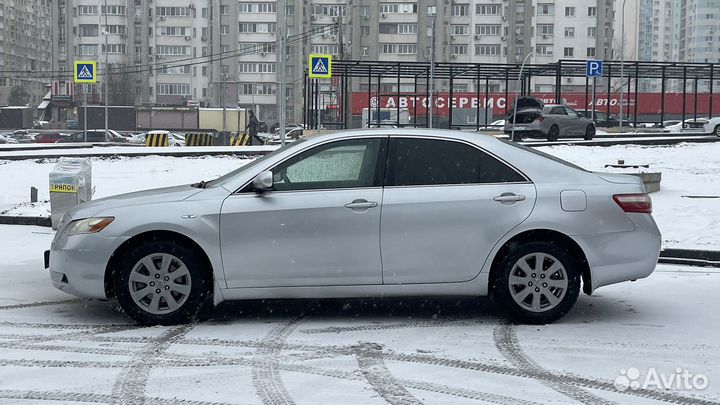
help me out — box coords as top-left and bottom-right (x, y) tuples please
(550, 107), (567, 115)
(564, 107), (578, 116)
(271, 138), (385, 191)
(389, 138), (526, 186)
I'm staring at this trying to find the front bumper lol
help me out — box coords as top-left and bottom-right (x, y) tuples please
(46, 232), (128, 299)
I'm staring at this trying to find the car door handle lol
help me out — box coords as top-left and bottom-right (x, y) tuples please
(493, 193), (526, 203)
(345, 199), (378, 209)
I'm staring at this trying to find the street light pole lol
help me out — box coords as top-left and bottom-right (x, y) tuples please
(510, 50), (536, 142)
(619, 0), (628, 133)
(428, 9), (436, 128)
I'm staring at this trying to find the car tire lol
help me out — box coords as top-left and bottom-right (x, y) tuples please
(113, 240), (209, 326)
(714, 125), (720, 137)
(547, 125), (559, 142)
(584, 125), (595, 140)
(493, 241), (581, 324)
(511, 132), (523, 142)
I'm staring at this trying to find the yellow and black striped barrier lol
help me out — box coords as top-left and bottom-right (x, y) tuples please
(229, 133), (251, 146)
(145, 132), (169, 147)
(185, 132), (215, 146)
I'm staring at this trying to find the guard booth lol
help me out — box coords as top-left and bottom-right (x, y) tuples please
(49, 158), (92, 230)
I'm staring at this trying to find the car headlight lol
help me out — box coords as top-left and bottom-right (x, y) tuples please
(64, 217), (114, 236)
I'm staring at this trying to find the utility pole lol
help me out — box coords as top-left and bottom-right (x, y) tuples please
(619, 0), (628, 133)
(222, 66), (227, 137)
(103, 0), (109, 137)
(428, 10), (436, 128)
(279, 26), (286, 146)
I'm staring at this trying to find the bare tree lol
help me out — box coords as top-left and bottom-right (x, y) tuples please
(8, 85), (30, 106)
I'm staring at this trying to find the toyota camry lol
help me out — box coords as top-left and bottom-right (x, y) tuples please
(46, 129), (661, 325)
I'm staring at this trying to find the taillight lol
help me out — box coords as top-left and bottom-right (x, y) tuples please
(613, 193), (652, 214)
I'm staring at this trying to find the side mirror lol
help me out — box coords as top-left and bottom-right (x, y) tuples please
(252, 170), (273, 193)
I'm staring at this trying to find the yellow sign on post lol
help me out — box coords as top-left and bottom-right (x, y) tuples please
(73, 61), (97, 83)
(308, 54), (332, 79)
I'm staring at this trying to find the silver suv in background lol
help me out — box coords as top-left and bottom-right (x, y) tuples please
(505, 97), (596, 141)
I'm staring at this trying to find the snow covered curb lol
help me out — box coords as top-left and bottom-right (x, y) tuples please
(0, 216), (51, 227)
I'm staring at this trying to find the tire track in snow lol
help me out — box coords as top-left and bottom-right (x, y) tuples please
(0, 389), (239, 405)
(493, 323), (616, 405)
(252, 317), (303, 405)
(300, 318), (499, 335)
(111, 323), (195, 405)
(354, 342), (424, 405)
(0, 298), (81, 311)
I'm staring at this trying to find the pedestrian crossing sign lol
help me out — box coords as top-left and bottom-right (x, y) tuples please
(308, 54), (332, 79)
(74, 61), (97, 83)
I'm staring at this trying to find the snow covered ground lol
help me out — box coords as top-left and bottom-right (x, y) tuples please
(2, 141), (718, 250)
(0, 225), (718, 405)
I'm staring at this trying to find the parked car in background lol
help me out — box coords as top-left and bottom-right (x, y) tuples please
(133, 131), (185, 146)
(664, 118), (709, 133)
(505, 97), (596, 141)
(576, 110), (633, 128)
(35, 132), (69, 143)
(58, 129), (128, 143)
(490, 119), (506, 126)
(703, 117), (720, 136)
(10, 130), (38, 143)
(46, 129), (661, 326)
(0, 133), (19, 144)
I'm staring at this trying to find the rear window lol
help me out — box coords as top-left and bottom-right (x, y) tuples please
(500, 139), (588, 172)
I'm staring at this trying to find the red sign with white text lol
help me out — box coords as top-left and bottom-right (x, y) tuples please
(351, 92), (720, 116)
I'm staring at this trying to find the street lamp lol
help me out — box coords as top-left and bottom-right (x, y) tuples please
(510, 50), (536, 142)
(619, 0), (629, 133)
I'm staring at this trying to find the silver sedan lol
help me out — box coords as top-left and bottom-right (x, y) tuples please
(46, 129), (661, 325)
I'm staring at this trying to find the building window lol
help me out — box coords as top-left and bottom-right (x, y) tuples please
(588, 7), (597, 17)
(79, 24), (99, 37)
(105, 25), (126, 35)
(536, 44), (553, 56)
(220, 5), (229, 15)
(221, 25), (230, 35)
(452, 45), (468, 55)
(452, 4), (469, 16)
(362, 46), (369, 56)
(238, 23), (276, 33)
(157, 84), (190, 95)
(564, 47), (574, 57)
(156, 45), (190, 55)
(475, 24), (501, 36)
(201, 8), (208, 18)
(239, 3), (277, 13)
(476, 4), (501, 15)
(587, 27), (596, 37)
(156, 7), (190, 16)
(101, 5), (126, 15)
(361, 26), (370, 36)
(398, 24), (417, 34)
(565, 7), (575, 17)
(158, 27), (188, 36)
(538, 24), (554, 37)
(158, 65), (191, 74)
(78, 5), (98, 15)
(102, 44), (126, 54)
(78, 44), (98, 55)
(474, 44), (500, 56)
(537, 4), (554, 16)
(379, 44), (417, 54)
(451, 25), (469, 35)
(587, 47), (596, 57)
(565, 27), (575, 38)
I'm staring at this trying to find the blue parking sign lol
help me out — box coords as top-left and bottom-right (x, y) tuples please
(586, 60), (603, 78)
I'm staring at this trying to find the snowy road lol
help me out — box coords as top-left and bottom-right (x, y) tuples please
(0, 225), (718, 405)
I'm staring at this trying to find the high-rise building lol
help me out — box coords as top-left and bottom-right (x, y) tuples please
(0, 0), (53, 107)
(51, 0), (615, 126)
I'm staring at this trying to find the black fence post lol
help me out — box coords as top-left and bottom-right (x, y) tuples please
(634, 64), (639, 127)
(606, 64), (612, 126)
(484, 77), (490, 129)
(682, 67), (687, 127)
(660, 67), (666, 126)
(449, 67), (454, 129)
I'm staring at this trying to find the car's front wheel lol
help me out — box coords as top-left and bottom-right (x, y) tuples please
(113, 240), (208, 325)
(584, 125), (595, 140)
(714, 125), (720, 137)
(493, 241), (581, 324)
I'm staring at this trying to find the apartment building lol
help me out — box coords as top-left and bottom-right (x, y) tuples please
(51, 0), (614, 125)
(0, 0), (53, 106)
(638, 0), (719, 91)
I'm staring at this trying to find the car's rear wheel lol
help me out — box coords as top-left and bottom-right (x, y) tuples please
(493, 241), (581, 324)
(584, 125), (595, 140)
(113, 240), (208, 325)
(547, 125), (559, 142)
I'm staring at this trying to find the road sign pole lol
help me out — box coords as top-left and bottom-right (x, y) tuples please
(591, 77), (596, 122)
(84, 92), (88, 142)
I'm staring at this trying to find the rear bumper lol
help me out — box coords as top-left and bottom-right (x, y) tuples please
(573, 213), (661, 291)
